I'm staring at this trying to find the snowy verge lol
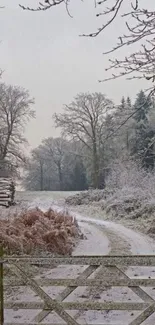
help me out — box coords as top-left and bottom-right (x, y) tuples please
(66, 189), (155, 238)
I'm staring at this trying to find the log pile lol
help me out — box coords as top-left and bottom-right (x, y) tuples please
(0, 178), (15, 207)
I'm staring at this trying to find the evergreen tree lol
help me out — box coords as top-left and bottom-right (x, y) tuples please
(120, 96), (126, 111)
(133, 90), (154, 169)
(70, 160), (88, 191)
(114, 96), (133, 152)
(125, 96), (132, 150)
(134, 90), (152, 123)
(126, 96), (132, 108)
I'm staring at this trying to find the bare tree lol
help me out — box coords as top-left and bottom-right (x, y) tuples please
(0, 83), (35, 172)
(23, 137), (88, 191)
(54, 92), (113, 188)
(24, 146), (47, 191)
(20, 1), (155, 93)
(43, 137), (68, 190)
(32, 146), (45, 190)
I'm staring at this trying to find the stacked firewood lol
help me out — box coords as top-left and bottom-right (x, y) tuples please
(0, 178), (15, 207)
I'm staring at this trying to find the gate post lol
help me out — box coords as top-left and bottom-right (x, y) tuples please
(0, 246), (4, 325)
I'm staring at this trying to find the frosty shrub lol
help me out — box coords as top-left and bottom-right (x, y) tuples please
(66, 190), (106, 206)
(66, 159), (155, 224)
(106, 159), (155, 199)
(102, 159), (155, 220)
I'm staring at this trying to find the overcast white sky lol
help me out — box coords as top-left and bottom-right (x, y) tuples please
(0, 0), (152, 150)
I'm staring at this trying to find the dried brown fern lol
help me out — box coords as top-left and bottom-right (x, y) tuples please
(0, 208), (80, 255)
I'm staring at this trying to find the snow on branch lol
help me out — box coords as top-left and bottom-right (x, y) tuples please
(19, 0), (71, 13)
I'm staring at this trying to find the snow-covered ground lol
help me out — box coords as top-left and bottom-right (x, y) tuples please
(4, 191), (155, 324)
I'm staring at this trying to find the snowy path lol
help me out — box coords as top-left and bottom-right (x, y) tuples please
(29, 197), (155, 255)
(73, 213), (155, 255)
(73, 221), (110, 255)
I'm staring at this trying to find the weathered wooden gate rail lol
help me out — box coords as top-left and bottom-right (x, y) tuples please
(1, 255), (155, 325)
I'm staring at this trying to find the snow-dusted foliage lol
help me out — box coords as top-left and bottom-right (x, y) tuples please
(106, 159), (155, 199)
(66, 159), (155, 234)
(67, 159), (155, 204)
(66, 190), (106, 205)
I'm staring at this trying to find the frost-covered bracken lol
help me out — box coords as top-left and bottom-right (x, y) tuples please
(0, 208), (81, 255)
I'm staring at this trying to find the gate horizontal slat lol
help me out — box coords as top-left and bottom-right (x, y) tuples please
(4, 301), (151, 310)
(5, 277), (155, 287)
(5, 255), (155, 266)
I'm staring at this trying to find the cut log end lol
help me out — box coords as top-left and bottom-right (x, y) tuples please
(0, 178), (15, 207)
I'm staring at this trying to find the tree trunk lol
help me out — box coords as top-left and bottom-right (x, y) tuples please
(126, 130), (129, 151)
(2, 131), (12, 160)
(40, 163), (44, 191)
(92, 141), (99, 189)
(58, 163), (63, 191)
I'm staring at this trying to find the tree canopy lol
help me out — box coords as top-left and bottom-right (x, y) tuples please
(0, 82), (35, 176)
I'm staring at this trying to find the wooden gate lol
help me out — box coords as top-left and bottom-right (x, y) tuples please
(1, 255), (155, 325)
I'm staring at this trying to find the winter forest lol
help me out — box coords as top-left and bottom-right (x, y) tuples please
(24, 91), (155, 191)
(1, 84), (155, 193)
(1, 0), (155, 197)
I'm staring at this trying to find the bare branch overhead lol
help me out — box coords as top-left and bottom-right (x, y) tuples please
(19, 0), (155, 93)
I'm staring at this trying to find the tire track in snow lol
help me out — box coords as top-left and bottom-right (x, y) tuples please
(72, 213), (155, 255)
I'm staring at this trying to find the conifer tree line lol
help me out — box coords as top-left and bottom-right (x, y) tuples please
(24, 90), (155, 191)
